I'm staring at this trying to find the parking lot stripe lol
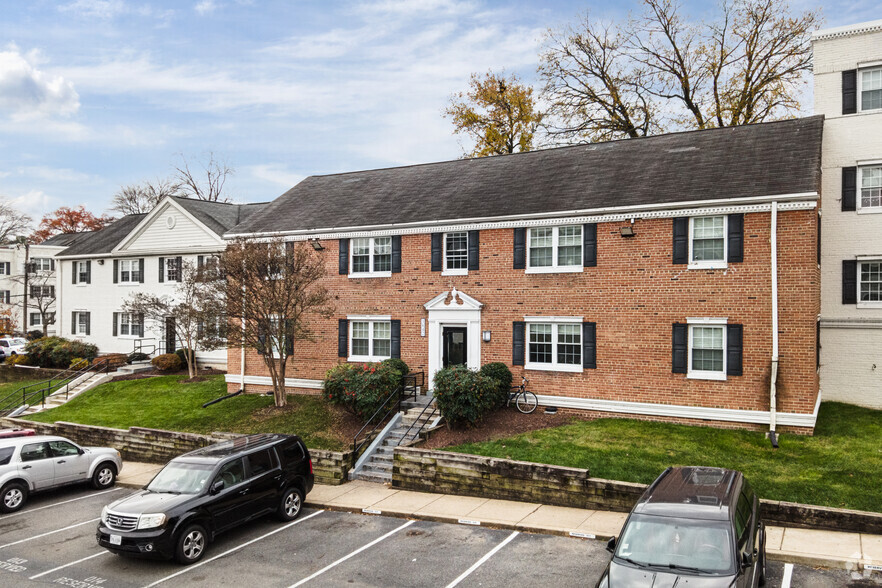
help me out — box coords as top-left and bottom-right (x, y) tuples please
(782, 562), (793, 588)
(142, 510), (325, 588)
(287, 519), (416, 588)
(444, 530), (520, 588)
(0, 517), (100, 549)
(2, 488), (122, 518)
(28, 551), (109, 580)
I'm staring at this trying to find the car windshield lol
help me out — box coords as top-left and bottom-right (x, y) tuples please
(147, 462), (214, 494)
(615, 514), (735, 574)
(11, 338), (25, 346)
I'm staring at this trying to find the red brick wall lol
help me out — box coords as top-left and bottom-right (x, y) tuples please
(227, 209), (819, 423)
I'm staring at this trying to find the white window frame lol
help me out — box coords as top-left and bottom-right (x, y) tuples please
(442, 231), (469, 276)
(857, 164), (882, 214)
(526, 226), (583, 274)
(118, 259), (141, 284)
(686, 317), (727, 381)
(30, 285), (53, 299)
(267, 316), (287, 358)
(0, 264), (6, 276)
(31, 258), (52, 272)
(688, 215), (728, 270)
(165, 258), (180, 282)
(859, 66), (882, 113)
(118, 312), (141, 338)
(30, 313), (42, 327)
(524, 316), (583, 373)
(857, 258), (882, 308)
(349, 237), (392, 278)
(0, 290), (9, 304)
(76, 261), (88, 284)
(347, 315), (392, 362)
(74, 311), (89, 336)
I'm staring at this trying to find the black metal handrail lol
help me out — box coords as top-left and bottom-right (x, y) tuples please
(398, 400), (439, 447)
(352, 383), (404, 461)
(133, 338), (156, 356)
(401, 371), (424, 402)
(0, 357), (113, 417)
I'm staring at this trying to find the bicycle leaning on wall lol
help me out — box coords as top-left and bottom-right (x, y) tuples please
(508, 375), (538, 414)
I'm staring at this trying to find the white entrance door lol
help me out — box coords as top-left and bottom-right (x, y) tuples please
(424, 288), (483, 386)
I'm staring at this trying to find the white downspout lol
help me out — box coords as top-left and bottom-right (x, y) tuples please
(769, 202), (779, 446)
(240, 283), (247, 393)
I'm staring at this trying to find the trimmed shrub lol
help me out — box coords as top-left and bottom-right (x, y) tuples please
(127, 352), (151, 364)
(433, 365), (499, 429)
(69, 357), (89, 369)
(175, 348), (194, 367)
(100, 353), (130, 368)
(479, 362), (513, 408)
(25, 337), (98, 369)
(381, 358), (410, 384)
(26, 330), (43, 340)
(5, 354), (31, 366)
(323, 362), (402, 419)
(152, 353), (182, 371)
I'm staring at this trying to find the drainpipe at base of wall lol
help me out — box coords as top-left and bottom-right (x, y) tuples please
(769, 201), (779, 448)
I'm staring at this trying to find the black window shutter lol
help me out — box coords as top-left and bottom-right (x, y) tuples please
(285, 320), (294, 355)
(197, 320), (204, 339)
(71, 312), (76, 335)
(390, 319), (401, 359)
(843, 260), (857, 304)
(197, 255), (204, 269)
(50, 258), (55, 271)
(468, 230), (479, 270)
(513, 228), (526, 269)
(3, 262), (8, 274)
(158, 257), (165, 283)
(85, 313), (90, 336)
(138, 258), (145, 283)
(338, 319), (348, 357)
(727, 324), (743, 376)
(49, 286), (55, 298)
(85, 260), (91, 284)
(842, 167), (857, 211)
(112, 312), (118, 337)
(391, 235), (401, 273)
(175, 257), (182, 281)
(672, 218), (689, 264)
(583, 223), (597, 267)
(138, 313), (144, 337)
(257, 321), (267, 355)
(727, 214), (744, 263)
(72, 262), (77, 284)
(431, 233), (442, 271)
(842, 70), (857, 115)
(512, 321), (525, 366)
(113, 260), (118, 284)
(672, 323), (687, 373)
(338, 239), (349, 275)
(582, 322), (596, 369)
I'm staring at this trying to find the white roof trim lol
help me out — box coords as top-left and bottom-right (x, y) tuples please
(812, 19), (882, 41)
(424, 288), (483, 311)
(112, 197), (226, 253)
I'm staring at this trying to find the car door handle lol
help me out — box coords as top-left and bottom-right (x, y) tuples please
(22, 465), (31, 470)
(57, 460), (66, 464)
(239, 489), (249, 495)
(273, 475), (282, 481)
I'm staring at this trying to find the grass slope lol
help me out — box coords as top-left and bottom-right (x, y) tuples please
(445, 402), (882, 513)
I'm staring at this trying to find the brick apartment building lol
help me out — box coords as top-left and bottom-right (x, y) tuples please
(224, 116), (824, 433)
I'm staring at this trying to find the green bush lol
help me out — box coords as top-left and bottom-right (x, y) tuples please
(25, 337), (99, 369)
(5, 354), (31, 366)
(152, 353), (182, 371)
(127, 352), (150, 363)
(175, 348), (194, 367)
(69, 357), (89, 369)
(323, 362), (401, 419)
(479, 362), (513, 408)
(380, 358), (410, 384)
(433, 365), (499, 429)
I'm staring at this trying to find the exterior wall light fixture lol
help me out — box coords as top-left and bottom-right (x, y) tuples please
(619, 226), (635, 237)
(482, 330), (491, 342)
(309, 239), (324, 251)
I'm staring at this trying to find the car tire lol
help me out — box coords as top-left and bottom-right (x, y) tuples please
(174, 523), (208, 565)
(277, 487), (303, 521)
(91, 463), (117, 489)
(0, 481), (28, 513)
(757, 526), (767, 586)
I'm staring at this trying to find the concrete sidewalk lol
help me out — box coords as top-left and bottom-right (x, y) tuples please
(117, 463), (881, 573)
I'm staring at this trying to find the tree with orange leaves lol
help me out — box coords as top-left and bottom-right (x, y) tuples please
(30, 206), (114, 244)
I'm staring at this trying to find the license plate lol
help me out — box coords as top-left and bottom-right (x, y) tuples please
(109, 534), (122, 546)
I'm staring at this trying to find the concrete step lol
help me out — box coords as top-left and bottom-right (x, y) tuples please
(362, 461), (392, 474)
(369, 454), (392, 465)
(353, 471), (390, 484)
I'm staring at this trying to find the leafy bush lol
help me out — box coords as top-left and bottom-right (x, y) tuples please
(381, 358), (410, 384)
(25, 337), (98, 369)
(127, 352), (151, 363)
(26, 330), (43, 340)
(433, 365), (499, 429)
(152, 353), (182, 371)
(323, 362), (402, 419)
(69, 357), (89, 369)
(100, 353), (129, 368)
(479, 362), (513, 408)
(5, 354), (31, 366)
(175, 348), (194, 367)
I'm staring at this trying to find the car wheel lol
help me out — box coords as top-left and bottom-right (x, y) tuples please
(174, 524), (208, 565)
(0, 482), (28, 513)
(277, 487), (303, 521)
(91, 463), (117, 489)
(758, 529), (767, 586)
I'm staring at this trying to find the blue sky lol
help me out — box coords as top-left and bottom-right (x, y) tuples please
(0, 0), (877, 220)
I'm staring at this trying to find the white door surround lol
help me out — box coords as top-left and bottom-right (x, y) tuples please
(424, 288), (482, 386)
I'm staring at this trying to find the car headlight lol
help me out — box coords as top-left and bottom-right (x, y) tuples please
(101, 506), (108, 525)
(137, 513), (167, 530)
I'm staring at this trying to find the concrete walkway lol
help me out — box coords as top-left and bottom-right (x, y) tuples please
(116, 463), (882, 573)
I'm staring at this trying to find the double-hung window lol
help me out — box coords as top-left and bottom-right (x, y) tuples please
(349, 319), (391, 361)
(31, 258), (52, 272)
(118, 313), (142, 337)
(444, 232), (468, 274)
(687, 318), (726, 381)
(859, 166), (882, 211)
(351, 237), (392, 276)
(77, 261), (89, 284)
(861, 67), (882, 111)
(526, 225), (582, 273)
(689, 216), (727, 268)
(74, 311), (90, 336)
(859, 261), (882, 306)
(525, 318), (582, 373)
(165, 258), (180, 282)
(118, 259), (141, 284)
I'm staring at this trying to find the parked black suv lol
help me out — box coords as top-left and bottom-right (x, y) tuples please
(597, 466), (766, 588)
(96, 433), (314, 564)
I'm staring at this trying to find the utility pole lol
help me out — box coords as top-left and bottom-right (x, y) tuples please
(16, 236), (29, 336)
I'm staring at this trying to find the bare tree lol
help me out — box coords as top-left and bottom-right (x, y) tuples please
(198, 238), (333, 407)
(0, 200), (33, 244)
(173, 152), (234, 202)
(110, 178), (180, 215)
(9, 264), (55, 336)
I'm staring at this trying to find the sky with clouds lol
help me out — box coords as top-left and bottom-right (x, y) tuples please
(0, 0), (877, 221)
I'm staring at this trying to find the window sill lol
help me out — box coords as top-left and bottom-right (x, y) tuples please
(686, 371), (727, 381)
(856, 302), (882, 309)
(349, 272), (392, 279)
(348, 355), (391, 363)
(687, 262), (727, 271)
(525, 363), (583, 373)
(856, 208), (882, 214)
(525, 266), (583, 275)
(441, 269), (468, 277)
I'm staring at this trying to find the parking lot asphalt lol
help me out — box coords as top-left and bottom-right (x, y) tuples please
(1, 484), (880, 587)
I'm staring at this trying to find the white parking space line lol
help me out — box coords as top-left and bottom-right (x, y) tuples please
(288, 519), (416, 588)
(781, 562), (793, 588)
(0, 518), (100, 549)
(143, 510), (325, 588)
(2, 488), (122, 518)
(28, 551), (109, 580)
(445, 530), (520, 588)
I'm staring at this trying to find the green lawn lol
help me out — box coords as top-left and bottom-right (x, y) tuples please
(24, 375), (348, 451)
(444, 402), (882, 513)
(0, 377), (48, 398)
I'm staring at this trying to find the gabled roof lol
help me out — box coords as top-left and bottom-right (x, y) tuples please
(38, 232), (94, 248)
(227, 116), (824, 238)
(171, 197), (268, 235)
(55, 215), (146, 257)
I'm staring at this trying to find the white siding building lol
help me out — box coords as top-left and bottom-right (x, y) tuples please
(813, 20), (882, 408)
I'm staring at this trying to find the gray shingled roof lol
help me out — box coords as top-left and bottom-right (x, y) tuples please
(39, 232), (94, 247)
(227, 116), (824, 237)
(56, 215), (146, 257)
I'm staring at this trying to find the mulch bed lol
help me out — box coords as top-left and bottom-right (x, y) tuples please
(420, 408), (585, 450)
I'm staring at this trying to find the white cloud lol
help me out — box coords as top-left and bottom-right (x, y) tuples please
(194, 0), (217, 15)
(58, 0), (126, 19)
(12, 166), (93, 183)
(0, 46), (80, 121)
(246, 164), (305, 188)
(6, 190), (58, 220)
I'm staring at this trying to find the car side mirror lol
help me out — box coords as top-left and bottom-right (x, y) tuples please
(741, 551), (753, 568)
(606, 537), (616, 554)
(210, 480), (225, 494)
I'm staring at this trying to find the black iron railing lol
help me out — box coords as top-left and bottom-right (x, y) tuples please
(0, 357), (114, 417)
(133, 338), (157, 356)
(398, 400), (439, 447)
(351, 372), (422, 461)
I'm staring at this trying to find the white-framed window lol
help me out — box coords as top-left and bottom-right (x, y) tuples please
(266, 316), (288, 357)
(858, 166), (882, 212)
(0, 290), (9, 304)
(0, 264), (7, 276)
(29, 285), (54, 299)
(118, 259), (141, 284)
(348, 318), (391, 361)
(687, 318), (727, 381)
(30, 313), (41, 327)
(525, 317), (582, 373)
(118, 312), (141, 337)
(165, 258), (180, 282)
(74, 311), (90, 336)
(859, 260), (882, 307)
(526, 225), (582, 273)
(350, 237), (392, 277)
(861, 67), (882, 112)
(689, 216), (727, 269)
(31, 258), (52, 272)
(77, 261), (89, 284)
(443, 232), (469, 275)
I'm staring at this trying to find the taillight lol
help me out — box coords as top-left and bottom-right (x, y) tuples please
(309, 459), (313, 474)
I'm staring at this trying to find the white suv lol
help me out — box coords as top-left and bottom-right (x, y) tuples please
(0, 434), (123, 513)
(0, 337), (28, 357)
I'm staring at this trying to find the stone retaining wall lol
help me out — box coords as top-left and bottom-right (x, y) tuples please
(393, 447), (882, 534)
(310, 449), (353, 486)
